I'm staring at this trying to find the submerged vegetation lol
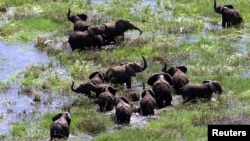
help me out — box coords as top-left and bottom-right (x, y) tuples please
(0, 0), (250, 140)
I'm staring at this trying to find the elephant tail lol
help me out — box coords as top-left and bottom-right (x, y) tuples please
(141, 55), (147, 71)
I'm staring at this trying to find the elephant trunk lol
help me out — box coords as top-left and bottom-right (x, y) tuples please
(133, 26), (142, 35)
(71, 81), (78, 92)
(214, 0), (217, 12)
(141, 55), (147, 71)
(67, 8), (71, 21)
(161, 62), (167, 72)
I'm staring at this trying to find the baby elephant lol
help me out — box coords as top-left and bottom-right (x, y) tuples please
(114, 96), (132, 124)
(180, 80), (223, 103)
(50, 109), (71, 141)
(140, 86), (156, 116)
(147, 72), (173, 108)
(98, 86), (117, 112)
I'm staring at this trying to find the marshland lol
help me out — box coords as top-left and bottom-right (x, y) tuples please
(0, 0), (250, 140)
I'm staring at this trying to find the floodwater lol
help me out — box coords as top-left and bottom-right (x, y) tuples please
(0, 41), (70, 134)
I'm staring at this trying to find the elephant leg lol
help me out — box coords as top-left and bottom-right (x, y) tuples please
(126, 78), (132, 89)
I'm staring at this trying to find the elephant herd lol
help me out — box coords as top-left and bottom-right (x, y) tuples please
(49, 0), (245, 139)
(66, 8), (142, 51)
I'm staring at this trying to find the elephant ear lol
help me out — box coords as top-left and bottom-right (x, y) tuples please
(108, 86), (117, 95)
(147, 73), (159, 86)
(148, 89), (155, 97)
(177, 66), (187, 73)
(115, 19), (126, 31)
(89, 71), (99, 79)
(77, 13), (88, 21)
(125, 63), (136, 77)
(209, 81), (223, 94)
(120, 96), (130, 104)
(202, 80), (211, 84)
(52, 113), (63, 121)
(224, 5), (234, 9)
(163, 73), (173, 86)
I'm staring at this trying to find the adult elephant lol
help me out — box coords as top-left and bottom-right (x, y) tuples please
(104, 55), (147, 89)
(49, 108), (71, 141)
(147, 72), (173, 108)
(180, 80), (223, 103)
(71, 81), (111, 98)
(68, 26), (105, 51)
(101, 19), (143, 44)
(214, 0), (243, 28)
(140, 85), (156, 116)
(114, 96), (132, 124)
(162, 63), (189, 95)
(67, 8), (90, 31)
(98, 86), (117, 112)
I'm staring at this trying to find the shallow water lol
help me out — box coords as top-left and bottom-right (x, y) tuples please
(0, 41), (69, 134)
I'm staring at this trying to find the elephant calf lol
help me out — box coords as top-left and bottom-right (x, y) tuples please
(50, 109), (71, 141)
(140, 86), (156, 116)
(98, 86), (117, 112)
(147, 72), (173, 108)
(114, 96), (132, 124)
(180, 80), (223, 103)
(89, 71), (105, 85)
(163, 63), (189, 95)
(123, 84), (140, 102)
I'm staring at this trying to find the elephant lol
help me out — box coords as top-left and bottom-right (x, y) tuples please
(123, 86), (140, 102)
(162, 63), (189, 95)
(68, 26), (105, 51)
(67, 8), (90, 31)
(49, 108), (71, 141)
(140, 85), (156, 116)
(114, 96), (132, 124)
(214, 0), (243, 28)
(147, 72), (173, 108)
(98, 86), (117, 112)
(180, 80), (223, 103)
(67, 8), (88, 23)
(71, 81), (111, 98)
(89, 71), (105, 85)
(104, 55), (147, 89)
(100, 19), (143, 44)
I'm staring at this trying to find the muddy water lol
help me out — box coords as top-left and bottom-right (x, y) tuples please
(0, 41), (69, 134)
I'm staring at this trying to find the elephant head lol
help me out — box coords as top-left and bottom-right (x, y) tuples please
(71, 81), (94, 97)
(114, 96), (132, 124)
(180, 80), (223, 103)
(163, 63), (189, 95)
(123, 84), (140, 102)
(67, 8), (87, 23)
(147, 72), (173, 86)
(89, 71), (105, 85)
(203, 80), (223, 94)
(50, 108), (71, 141)
(104, 55), (147, 88)
(214, 0), (234, 14)
(115, 19), (142, 35)
(140, 84), (156, 116)
(71, 81), (112, 98)
(98, 86), (117, 112)
(213, 0), (243, 28)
